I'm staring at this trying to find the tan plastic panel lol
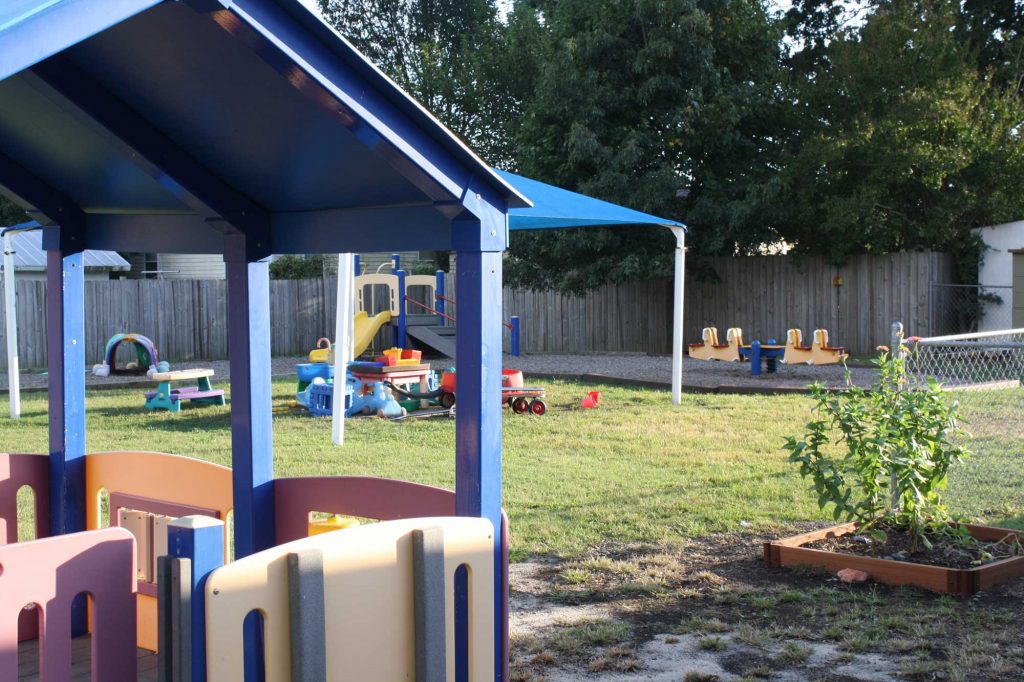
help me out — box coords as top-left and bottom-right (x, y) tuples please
(205, 516), (495, 681)
(355, 274), (400, 315)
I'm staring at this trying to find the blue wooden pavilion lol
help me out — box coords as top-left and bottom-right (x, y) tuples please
(0, 1), (686, 677)
(0, 0), (527, 677)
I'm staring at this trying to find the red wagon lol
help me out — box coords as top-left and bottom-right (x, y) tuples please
(438, 368), (547, 415)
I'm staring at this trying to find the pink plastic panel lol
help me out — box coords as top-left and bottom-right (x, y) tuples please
(0, 527), (137, 681)
(274, 476), (457, 543)
(0, 453), (50, 545)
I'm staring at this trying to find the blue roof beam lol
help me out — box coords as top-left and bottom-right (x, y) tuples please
(79, 204), (457, 255)
(0, 148), (85, 252)
(28, 57), (273, 260)
(202, 0), (528, 225)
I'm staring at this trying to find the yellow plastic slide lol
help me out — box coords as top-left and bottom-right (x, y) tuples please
(353, 310), (392, 357)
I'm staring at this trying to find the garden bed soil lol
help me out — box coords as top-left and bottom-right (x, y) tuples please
(806, 525), (1021, 569)
(765, 522), (1024, 596)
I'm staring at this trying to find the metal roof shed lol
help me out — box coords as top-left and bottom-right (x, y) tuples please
(2, 222), (130, 274)
(0, 221), (131, 420)
(0, 1), (524, 676)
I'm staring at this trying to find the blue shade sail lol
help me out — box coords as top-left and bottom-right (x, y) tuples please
(496, 170), (685, 232)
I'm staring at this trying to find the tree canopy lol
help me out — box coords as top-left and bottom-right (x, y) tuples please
(7, 1), (1017, 291)
(769, 0), (1024, 277)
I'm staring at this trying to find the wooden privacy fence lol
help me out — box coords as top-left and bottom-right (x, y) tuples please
(681, 251), (955, 358)
(0, 251), (953, 370)
(437, 251), (952, 358)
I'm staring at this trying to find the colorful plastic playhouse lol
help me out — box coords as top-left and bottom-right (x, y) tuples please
(0, 2), (524, 677)
(0, 1), (680, 676)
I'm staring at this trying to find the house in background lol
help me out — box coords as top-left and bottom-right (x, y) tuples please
(972, 220), (1024, 331)
(6, 228), (129, 280)
(124, 252), (226, 279)
(125, 251), (436, 279)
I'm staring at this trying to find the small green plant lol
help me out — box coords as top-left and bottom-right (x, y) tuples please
(783, 347), (970, 552)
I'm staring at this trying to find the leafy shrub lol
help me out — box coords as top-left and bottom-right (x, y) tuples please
(783, 347), (970, 552)
(269, 254), (325, 279)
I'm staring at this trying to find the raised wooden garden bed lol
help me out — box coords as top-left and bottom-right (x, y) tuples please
(764, 522), (1024, 596)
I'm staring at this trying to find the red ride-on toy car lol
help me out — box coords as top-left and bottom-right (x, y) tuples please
(438, 368), (547, 415)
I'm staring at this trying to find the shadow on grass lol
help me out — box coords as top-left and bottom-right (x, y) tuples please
(85, 404), (232, 431)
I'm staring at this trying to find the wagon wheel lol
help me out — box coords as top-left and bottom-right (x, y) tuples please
(529, 398), (547, 416)
(439, 392), (456, 409)
(511, 397), (530, 414)
(506, 397), (515, 407)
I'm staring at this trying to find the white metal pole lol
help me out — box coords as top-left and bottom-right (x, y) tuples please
(331, 253), (354, 445)
(670, 227), (685, 405)
(3, 231), (19, 418)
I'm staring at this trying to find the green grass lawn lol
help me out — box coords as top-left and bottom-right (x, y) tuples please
(2, 378), (1020, 560)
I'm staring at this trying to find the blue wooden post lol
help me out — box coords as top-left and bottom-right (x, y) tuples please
(396, 269), (407, 348)
(453, 214), (505, 679)
(510, 317), (520, 357)
(751, 339), (762, 376)
(168, 515), (225, 682)
(435, 270), (445, 326)
(225, 232), (275, 557)
(46, 245), (86, 536)
(45, 232), (87, 631)
(353, 254), (361, 275)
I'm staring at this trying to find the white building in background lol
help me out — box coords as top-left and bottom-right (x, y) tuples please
(973, 220), (1024, 331)
(125, 253), (226, 279)
(7, 229), (129, 281)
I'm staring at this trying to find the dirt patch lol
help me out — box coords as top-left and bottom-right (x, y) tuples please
(509, 529), (1024, 681)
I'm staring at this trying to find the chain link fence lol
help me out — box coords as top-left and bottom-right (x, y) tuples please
(907, 328), (1024, 526)
(929, 283), (1012, 336)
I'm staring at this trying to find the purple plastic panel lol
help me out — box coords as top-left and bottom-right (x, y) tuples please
(273, 476), (456, 544)
(0, 527), (138, 681)
(0, 453), (51, 545)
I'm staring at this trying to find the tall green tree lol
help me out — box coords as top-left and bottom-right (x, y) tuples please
(955, 0), (1024, 84)
(769, 0), (1024, 275)
(506, 0), (787, 291)
(317, 0), (522, 164)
